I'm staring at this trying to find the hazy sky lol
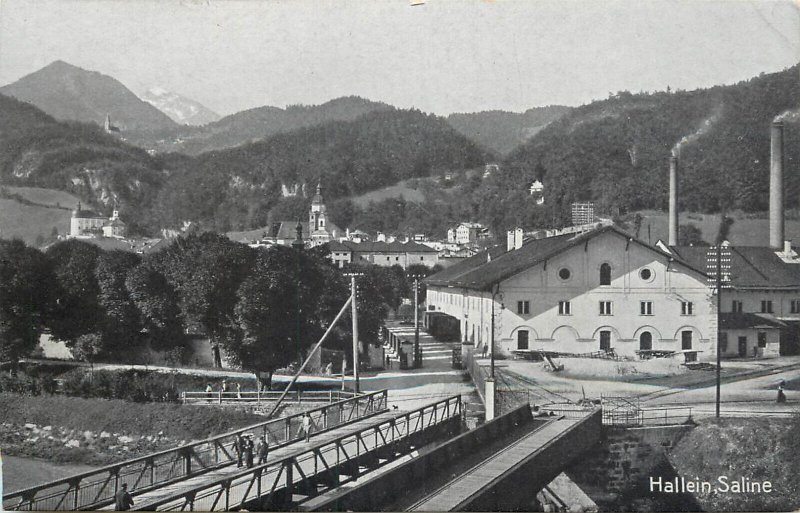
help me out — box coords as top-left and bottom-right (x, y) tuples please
(1, 0), (798, 116)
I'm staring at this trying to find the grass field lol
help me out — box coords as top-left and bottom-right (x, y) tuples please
(0, 198), (71, 245)
(3, 186), (80, 209)
(350, 179), (426, 207)
(3, 454), (97, 493)
(630, 210), (800, 246)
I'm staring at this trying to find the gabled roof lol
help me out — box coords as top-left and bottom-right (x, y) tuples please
(669, 245), (800, 289)
(425, 225), (705, 291)
(329, 240), (437, 254)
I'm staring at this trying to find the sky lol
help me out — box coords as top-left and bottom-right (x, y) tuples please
(0, 0), (798, 116)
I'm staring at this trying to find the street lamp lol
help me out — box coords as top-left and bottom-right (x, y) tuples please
(408, 272), (426, 368)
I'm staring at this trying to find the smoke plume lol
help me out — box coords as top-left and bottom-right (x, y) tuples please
(671, 107), (722, 157)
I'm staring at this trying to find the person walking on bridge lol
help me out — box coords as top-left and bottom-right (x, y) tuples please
(257, 434), (270, 464)
(244, 436), (255, 468)
(232, 433), (244, 467)
(297, 412), (315, 442)
(114, 483), (134, 511)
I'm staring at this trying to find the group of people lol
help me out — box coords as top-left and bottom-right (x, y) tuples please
(205, 380), (243, 400)
(232, 432), (270, 468)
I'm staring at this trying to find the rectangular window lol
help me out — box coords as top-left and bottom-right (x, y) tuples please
(681, 302), (693, 315)
(732, 300), (743, 313)
(517, 301), (530, 315)
(599, 301), (613, 315)
(517, 330), (529, 350)
(758, 332), (767, 348)
(640, 301), (653, 315)
(719, 332), (728, 353)
(792, 300), (800, 314)
(558, 301), (571, 315)
(761, 300), (774, 314)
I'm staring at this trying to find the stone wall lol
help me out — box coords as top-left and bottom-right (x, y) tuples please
(568, 424), (694, 492)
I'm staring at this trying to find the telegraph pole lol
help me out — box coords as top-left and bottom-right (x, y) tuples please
(715, 243), (722, 418)
(344, 273), (361, 393)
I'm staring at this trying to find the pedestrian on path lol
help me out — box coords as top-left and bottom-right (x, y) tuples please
(778, 380), (787, 403)
(297, 412), (315, 442)
(205, 383), (213, 401)
(114, 483), (134, 511)
(257, 434), (270, 464)
(482, 343), (488, 358)
(232, 433), (244, 467)
(385, 354), (391, 369)
(237, 382), (242, 400)
(244, 436), (255, 468)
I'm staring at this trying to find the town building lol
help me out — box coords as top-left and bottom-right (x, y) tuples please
(69, 202), (127, 238)
(447, 222), (487, 245)
(329, 240), (439, 269)
(571, 202), (595, 226)
(425, 225), (717, 362)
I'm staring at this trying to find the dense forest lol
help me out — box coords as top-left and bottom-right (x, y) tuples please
(1, 64), (798, 238)
(326, 65), (800, 236)
(446, 106), (573, 156)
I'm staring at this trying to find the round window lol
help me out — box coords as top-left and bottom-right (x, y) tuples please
(639, 268), (654, 281)
(558, 268), (571, 280)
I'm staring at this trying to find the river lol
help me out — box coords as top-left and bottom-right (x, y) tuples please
(2, 454), (97, 493)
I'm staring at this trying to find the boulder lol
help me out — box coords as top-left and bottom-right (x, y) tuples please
(65, 439), (80, 448)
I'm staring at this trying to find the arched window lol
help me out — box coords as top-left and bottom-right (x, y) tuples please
(639, 331), (653, 351)
(600, 263), (612, 285)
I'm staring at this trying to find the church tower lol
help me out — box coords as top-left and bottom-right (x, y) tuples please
(309, 182), (327, 232)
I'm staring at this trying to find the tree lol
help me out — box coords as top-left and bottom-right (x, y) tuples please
(94, 250), (143, 358)
(679, 223), (708, 246)
(45, 239), (103, 343)
(148, 233), (256, 367)
(230, 246), (336, 389)
(126, 263), (185, 352)
(0, 240), (56, 373)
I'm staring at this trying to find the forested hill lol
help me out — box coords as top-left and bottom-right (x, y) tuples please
(0, 93), (172, 233)
(446, 106), (572, 156)
(155, 108), (490, 232)
(165, 96), (395, 155)
(500, 64), (800, 225)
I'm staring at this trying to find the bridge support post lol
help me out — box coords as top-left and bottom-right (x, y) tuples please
(485, 379), (496, 421)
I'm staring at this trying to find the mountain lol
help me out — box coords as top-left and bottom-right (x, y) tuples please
(155, 108), (491, 232)
(498, 64), (800, 227)
(446, 106), (572, 155)
(0, 92), (174, 234)
(165, 96), (394, 154)
(0, 61), (178, 135)
(140, 87), (220, 126)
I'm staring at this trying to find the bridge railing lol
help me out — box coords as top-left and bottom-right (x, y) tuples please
(182, 389), (357, 405)
(602, 405), (693, 427)
(2, 390), (387, 512)
(135, 394), (463, 511)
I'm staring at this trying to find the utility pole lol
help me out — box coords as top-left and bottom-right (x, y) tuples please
(486, 284), (500, 421)
(715, 243), (722, 418)
(344, 273), (361, 393)
(414, 277), (420, 368)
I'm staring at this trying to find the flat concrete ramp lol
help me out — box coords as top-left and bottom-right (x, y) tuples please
(409, 410), (602, 512)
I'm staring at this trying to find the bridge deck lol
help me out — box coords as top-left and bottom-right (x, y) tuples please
(409, 415), (587, 512)
(107, 411), (401, 511)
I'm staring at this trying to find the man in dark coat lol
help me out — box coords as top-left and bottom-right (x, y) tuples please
(114, 483), (134, 511)
(232, 433), (244, 467)
(257, 434), (270, 464)
(244, 436), (255, 468)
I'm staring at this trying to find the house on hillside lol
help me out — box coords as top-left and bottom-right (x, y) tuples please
(425, 225), (717, 362)
(447, 222), (487, 245)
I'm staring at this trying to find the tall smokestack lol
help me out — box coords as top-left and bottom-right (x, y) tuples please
(770, 121), (785, 249)
(668, 155), (679, 246)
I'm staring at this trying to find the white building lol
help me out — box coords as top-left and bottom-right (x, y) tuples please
(425, 225), (718, 362)
(447, 222), (486, 245)
(70, 202), (127, 238)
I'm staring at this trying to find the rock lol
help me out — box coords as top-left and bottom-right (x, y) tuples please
(157, 430), (164, 436)
(42, 426), (52, 431)
(118, 435), (134, 444)
(100, 431), (111, 438)
(121, 446), (130, 451)
(83, 430), (94, 439)
(108, 445), (117, 450)
(24, 423), (36, 430)
(65, 440), (80, 448)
